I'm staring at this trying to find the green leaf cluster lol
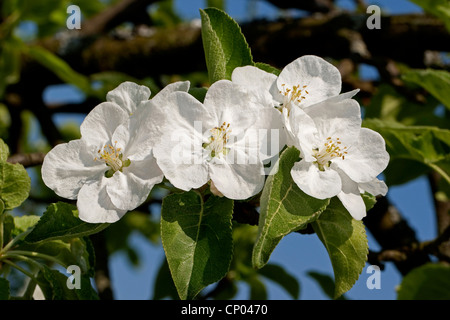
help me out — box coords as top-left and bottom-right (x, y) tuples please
(0, 139), (107, 300)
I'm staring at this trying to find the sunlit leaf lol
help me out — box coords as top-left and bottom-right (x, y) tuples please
(161, 191), (233, 300)
(252, 146), (329, 269)
(403, 69), (450, 110)
(200, 8), (253, 83)
(24, 202), (109, 243)
(312, 198), (368, 299)
(397, 263), (450, 300)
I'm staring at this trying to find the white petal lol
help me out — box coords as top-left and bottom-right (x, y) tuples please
(41, 139), (106, 200)
(153, 130), (209, 191)
(231, 66), (278, 105)
(336, 128), (389, 183)
(209, 161), (265, 200)
(162, 91), (215, 132)
(304, 97), (362, 146)
(277, 55), (342, 108)
(291, 160), (342, 199)
(203, 80), (269, 136)
(150, 81), (190, 106)
(359, 178), (388, 196)
(77, 178), (127, 223)
(111, 101), (165, 161)
(309, 89), (360, 105)
(287, 107), (321, 163)
(336, 168), (367, 220)
(337, 191), (367, 220)
(106, 159), (163, 211)
(106, 81), (151, 115)
(256, 109), (286, 162)
(80, 102), (129, 147)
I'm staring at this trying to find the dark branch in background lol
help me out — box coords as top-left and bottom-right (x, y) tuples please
(264, 0), (336, 13)
(28, 13), (449, 83)
(368, 225), (450, 267)
(79, 0), (157, 37)
(428, 171), (450, 261)
(363, 196), (431, 275)
(7, 152), (46, 168)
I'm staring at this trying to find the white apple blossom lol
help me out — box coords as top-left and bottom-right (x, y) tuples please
(232, 55), (359, 143)
(152, 80), (283, 200)
(41, 81), (189, 223)
(288, 96), (389, 220)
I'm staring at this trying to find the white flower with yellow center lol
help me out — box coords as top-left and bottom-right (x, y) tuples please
(288, 97), (390, 220)
(232, 55), (359, 143)
(41, 80), (189, 223)
(152, 80), (283, 200)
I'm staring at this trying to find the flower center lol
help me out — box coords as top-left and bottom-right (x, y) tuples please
(313, 137), (347, 171)
(203, 122), (231, 158)
(279, 83), (309, 113)
(95, 141), (131, 177)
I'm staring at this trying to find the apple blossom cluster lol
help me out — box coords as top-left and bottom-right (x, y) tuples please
(41, 55), (389, 223)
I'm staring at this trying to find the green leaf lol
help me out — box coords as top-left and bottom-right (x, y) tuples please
(363, 119), (450, 184)
(0, 278), (10, 300)
(397, 263), (450, 300)
(409, 0), (450, 32)
(0, 139), (9, 162)
(364, 84), (444, 127)
(36, 265), (98, 300)
(206, 0), (225, 10)
(24, 202), (109, 243)
(153, 258), (179, 300)
(254, 62), (281, 76)
(12, 215), (40, 237)
(403, 69), (450, 110)
(382, 158), (431, 186)
(245, 275), (267, 300)
(0, 161), (31, 210)
(188, 87), (208, 103)
(149, 0), (182, 27)
(2, 214), (14, 245)
(252, 146), (330, 269)
(307, 271), (347, 300)
(361, 192), (377, 212)
(17, 236), (95, 276)
(311, 198), (368, 299)
(200, 8), (253, 83)
(0, 38), (22, 98)
(259, 263), (300, 299)
(24, 46), (91, 93)
(161, 191), (233, 300)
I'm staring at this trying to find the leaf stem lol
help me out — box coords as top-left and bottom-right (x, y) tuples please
(0, 228), (33, 255)
(5, 250), (67, 268)
(2, 259), (38, 281)
(0, 208), (5, 251)
(428, 163), (450, 185)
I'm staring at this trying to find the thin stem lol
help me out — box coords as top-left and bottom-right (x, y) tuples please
(5, 250), (67, 268)
(22, 277), (38, 300)
(0, 228), (33, 255)
(0, 212), (4, 251)
(2, 259), (38, 281)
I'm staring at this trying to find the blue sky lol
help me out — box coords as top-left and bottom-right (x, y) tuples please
(38, 0), (436, 300)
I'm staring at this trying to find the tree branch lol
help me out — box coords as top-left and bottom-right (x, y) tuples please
(363, 196), (431, 275)
(79, 0), (157, 37)
(368, 225), (450, 268)
(428, 171), (450, 262)
(7, 152), (46, 168)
